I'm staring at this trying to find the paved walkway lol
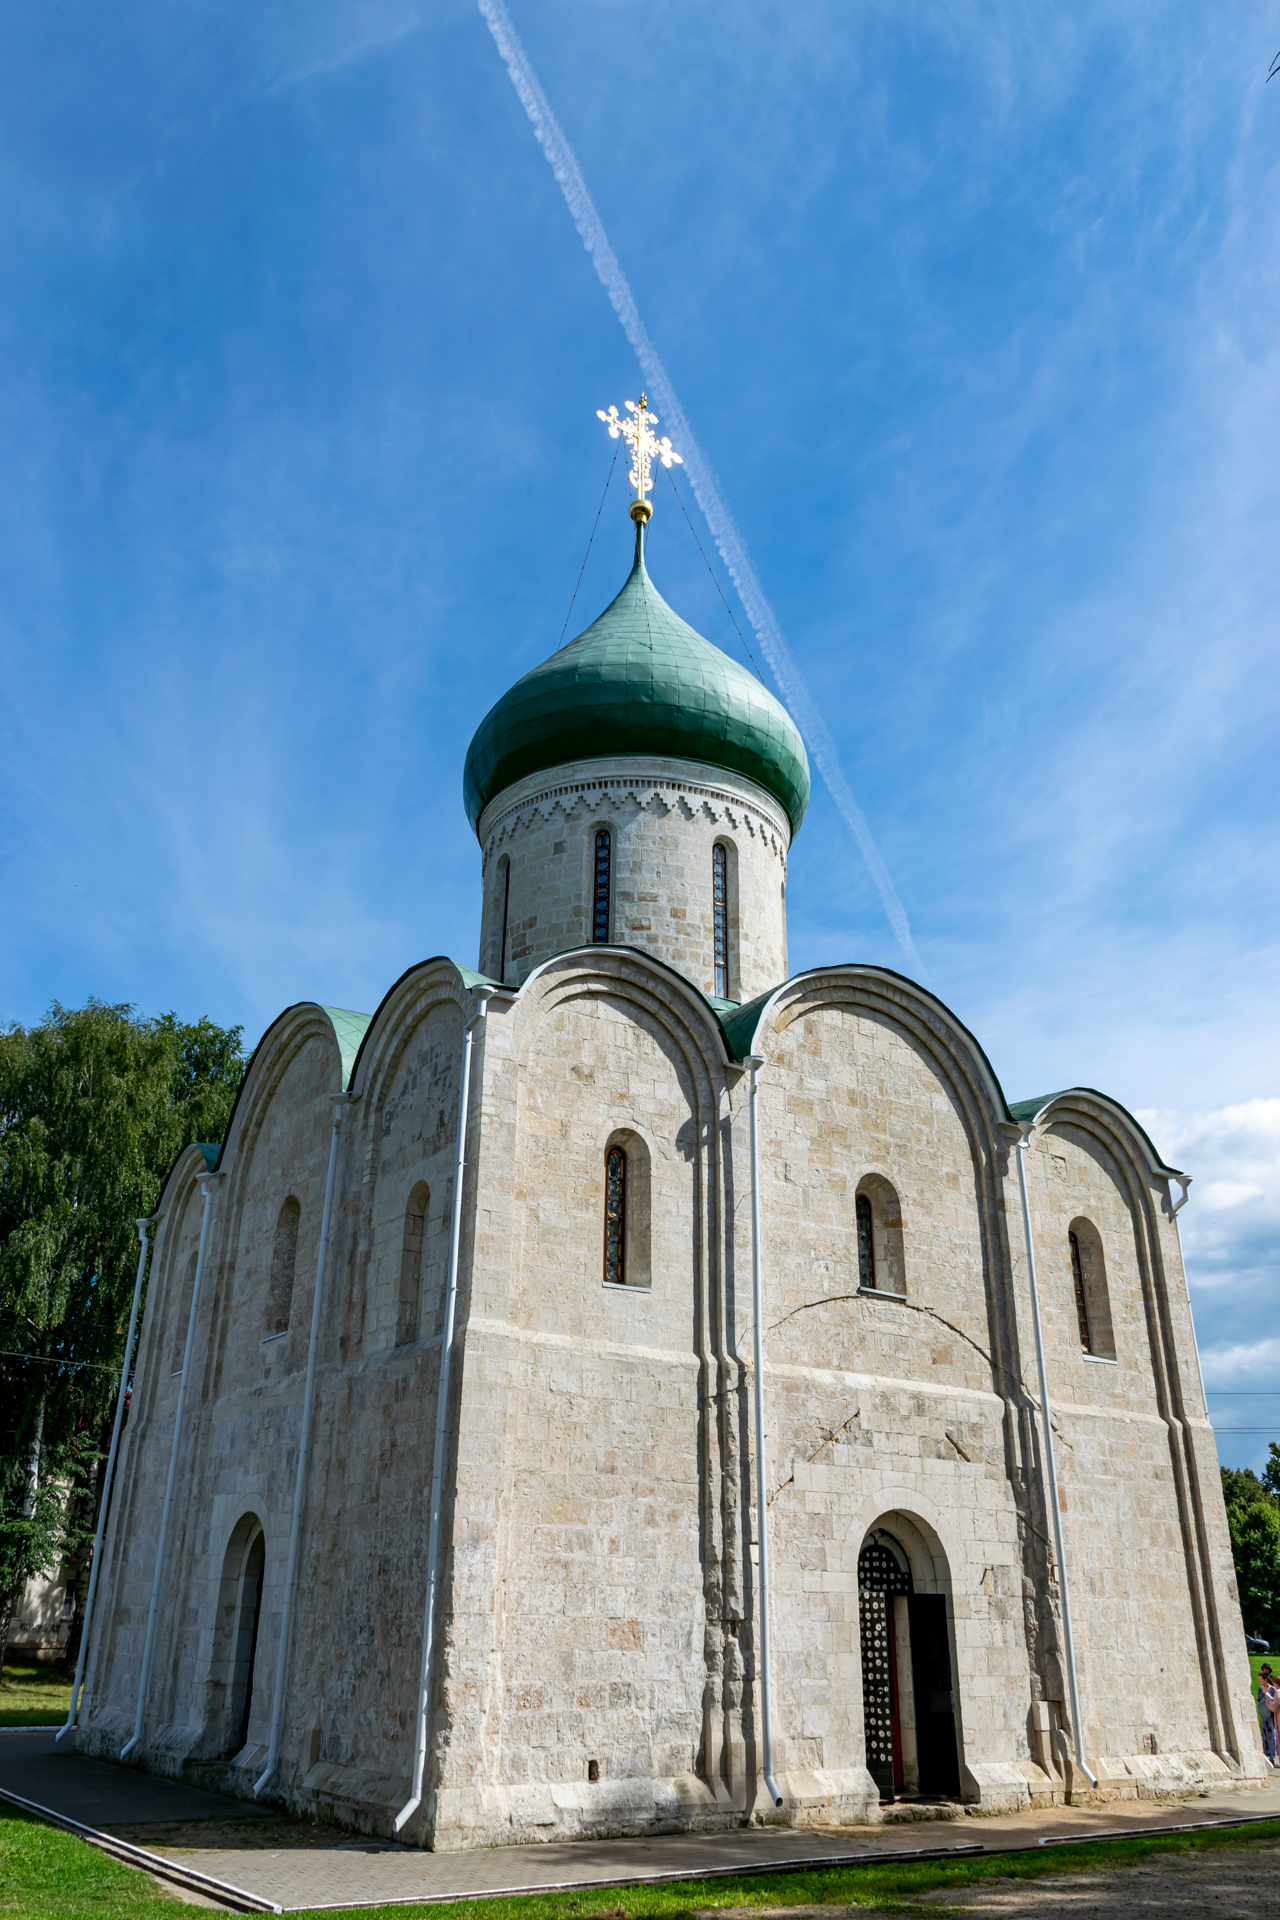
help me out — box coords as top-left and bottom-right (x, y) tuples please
(3, 1729), (1280, 1913)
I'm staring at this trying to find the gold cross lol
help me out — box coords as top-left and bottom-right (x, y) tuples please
(597, 394), (682, 522)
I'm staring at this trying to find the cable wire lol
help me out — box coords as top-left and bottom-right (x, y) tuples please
(558, 444), (619, 648)
(666, 465), (765, 683)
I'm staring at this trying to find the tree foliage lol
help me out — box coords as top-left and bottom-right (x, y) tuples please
(1222, 1450), (1280, 1646)
(0, 1000), (245, 1641)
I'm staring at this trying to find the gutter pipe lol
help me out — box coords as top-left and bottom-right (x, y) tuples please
(1014, 1124), (1097, 1788)
(1168, 1179), (1208, 1409)
(746, 1055), (783, 1810)
(254, 1091), (357, 1798)
(394, 987), (495, 1835)
(122, 1169), (224, 1759)
(59, 1214), (159, 1742)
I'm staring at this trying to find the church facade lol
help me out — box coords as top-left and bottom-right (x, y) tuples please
(78, 508), (1267, 1848)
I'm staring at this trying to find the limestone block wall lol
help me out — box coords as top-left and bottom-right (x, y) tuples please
(1020, 1109), (1262, 1778)
(428, 959), (730, 1847)
(81, 1013), (343, 1763)
(475, 755), (790, 999)
(76, 952), (1262, 1854)
(745, 976), (1036, 1806)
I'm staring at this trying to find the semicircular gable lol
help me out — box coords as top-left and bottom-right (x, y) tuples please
(348, 959), (508, 1109)
(215, 1002), (350, 1179)
(512, 949), (725, 1111)
(1013, 1088), (1186, 1185)
(346, 956), (505, 1096)
(747, 966), (1010, 1155)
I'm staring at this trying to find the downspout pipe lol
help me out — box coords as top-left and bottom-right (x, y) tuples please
(1014, 1124), (1097, 1788)
(254, 1091), (358, 1798)
(394, 988), (495, 1835)
(59, 1214), (159, 1742)
(1168, 1179), (1208, 1410)
(122, 1168), (224, 1760)
(746, 1056), (783, 1810)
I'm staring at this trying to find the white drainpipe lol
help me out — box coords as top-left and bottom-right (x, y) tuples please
(122, 1167), (224, 1759)
(1014, 1124), (1097, 1788)
(394, 987), (494, 1834)
(746, 1055), (783, 1809)
(1168, 1178), (1207, 1408)
(59, 1214), (159, 1742)
(254, 1090), (357, 1798)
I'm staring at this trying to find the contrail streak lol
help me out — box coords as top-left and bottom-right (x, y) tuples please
(478, 0), (923, 976)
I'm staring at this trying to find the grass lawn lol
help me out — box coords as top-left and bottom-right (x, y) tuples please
(0, 1658), (74, 1728)
(2, 1809), (1280, 1920)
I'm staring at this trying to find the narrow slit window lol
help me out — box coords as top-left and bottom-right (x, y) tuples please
(603, 1145), (626, 1286)
(713, 844), (729, 998)
(856, 1193), (876, 1290)
(593, 831), (611, 943)
(1069, 1230), (1092, 1351)
(499, 858), (511, 984)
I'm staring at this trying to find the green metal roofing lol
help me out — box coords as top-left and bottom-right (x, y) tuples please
(320, 1006), (374, 1085)
(194, 1142), (221, 1173)
(463, 528), (811, 837)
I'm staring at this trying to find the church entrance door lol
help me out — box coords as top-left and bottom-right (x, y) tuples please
(907, 1593), (959, 1797)
(228, 1529), (265, 1758)
(858, 1536), (909, 1801)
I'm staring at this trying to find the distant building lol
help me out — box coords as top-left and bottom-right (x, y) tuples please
(79, 501), (1266, 1843)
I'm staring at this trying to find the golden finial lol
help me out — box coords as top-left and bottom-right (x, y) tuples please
(597, 395), (682, 522)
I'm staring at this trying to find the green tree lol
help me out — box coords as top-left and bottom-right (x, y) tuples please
(1221, 1465), (1280, 1647)
(1261, 1443), (1280, 1503)
(0, 1000), (245, 1667)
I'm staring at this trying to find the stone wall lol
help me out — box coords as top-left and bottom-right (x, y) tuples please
(78, 955), (1264, 1852)
(475, 755), (790, 998)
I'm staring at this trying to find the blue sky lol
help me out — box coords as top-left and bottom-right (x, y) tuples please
(1, 1), (1277, 1464)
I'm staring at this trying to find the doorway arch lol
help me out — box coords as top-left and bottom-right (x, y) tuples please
(858, 1520), (959, 1802)
(210, 1514), (267, 1761)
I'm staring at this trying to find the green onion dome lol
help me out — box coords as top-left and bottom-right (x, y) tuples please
(463, 530), (811, 837)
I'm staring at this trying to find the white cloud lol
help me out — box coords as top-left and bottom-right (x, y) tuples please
(1136, 1100), (1280, 1468)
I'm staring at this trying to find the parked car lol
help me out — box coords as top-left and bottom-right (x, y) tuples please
(1246, 1633), (1271, 1654)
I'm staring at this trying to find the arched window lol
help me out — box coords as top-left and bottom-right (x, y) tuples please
(1068, 1231), (1091, 1351)
(593, 830), (611, 943)
(856, 1194), (876, 1290)
(498, 856), (511, 984)
(856, 1176), (906, 1295)
(397, 1183), (429, 1345)
(713, 844), (729, 998)
(267, 1197), (301, 1336)
(1067, 1218), (1115, 1358)
(603, 1145), (626, 1286)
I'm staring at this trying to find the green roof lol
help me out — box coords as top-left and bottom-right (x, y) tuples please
(320, 1005), (374, 1085)
(463, 528), (811, 837)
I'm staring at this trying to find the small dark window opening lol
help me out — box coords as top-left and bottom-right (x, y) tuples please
(1069, 1230), (1092, 1352)
(713, 844), (729, 998)
(604, 1145), (626, 1286)
(587, 1757), (600, 1782)
(593, 831), (611, 943)
(499, 858), (511, 984)
(857, 1193), (876, 1290)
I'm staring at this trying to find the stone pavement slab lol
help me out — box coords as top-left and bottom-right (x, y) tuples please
(0, 1726), (274, 1829)
(4, 1727), (1280, 1914)
(144, 1785), (1280, 1913)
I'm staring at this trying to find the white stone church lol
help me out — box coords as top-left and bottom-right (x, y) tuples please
(79, 480), (1266, 1846)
